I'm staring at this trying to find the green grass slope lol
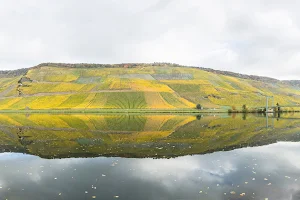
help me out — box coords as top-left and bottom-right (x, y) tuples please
(0, 63), (300, 111)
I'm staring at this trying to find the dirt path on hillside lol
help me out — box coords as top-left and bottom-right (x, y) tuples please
(0, 89), (133, 99)
(0, 85), (16, 98)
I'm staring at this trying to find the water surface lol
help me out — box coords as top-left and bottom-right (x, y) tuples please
(0, 113), (299, 199)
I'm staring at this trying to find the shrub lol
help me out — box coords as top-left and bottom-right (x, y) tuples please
(196, 104), (202, 109)
(196, 115), (202, 120)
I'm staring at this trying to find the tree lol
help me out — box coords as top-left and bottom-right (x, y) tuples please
(196, 104), (202, 110)
(276, 103), (281, 112)
(242, 104), (248, 113)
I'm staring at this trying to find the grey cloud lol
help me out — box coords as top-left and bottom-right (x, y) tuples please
(0, 0), (300, 79)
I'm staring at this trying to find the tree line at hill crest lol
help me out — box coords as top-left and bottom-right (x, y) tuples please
(0, 62), (299, 85)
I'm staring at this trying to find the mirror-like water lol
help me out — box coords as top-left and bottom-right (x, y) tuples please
(0, 113), (299, 199)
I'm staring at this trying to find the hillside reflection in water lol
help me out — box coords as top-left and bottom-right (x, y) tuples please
(0, 113), (299, 199)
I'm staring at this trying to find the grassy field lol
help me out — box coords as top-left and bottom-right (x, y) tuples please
(1, 64), (300, 112)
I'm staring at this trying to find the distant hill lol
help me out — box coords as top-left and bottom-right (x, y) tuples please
(0, 68), (29, 78)
(283, 80), (300, 88)
(0, 63), (299, 111)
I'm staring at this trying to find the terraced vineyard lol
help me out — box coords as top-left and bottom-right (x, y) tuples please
(0, 63), (300, 111)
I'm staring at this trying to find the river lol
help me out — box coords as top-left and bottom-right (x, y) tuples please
(0, 113), (299, 199)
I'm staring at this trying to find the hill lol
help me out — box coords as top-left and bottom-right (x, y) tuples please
(0, 63), (300, 111)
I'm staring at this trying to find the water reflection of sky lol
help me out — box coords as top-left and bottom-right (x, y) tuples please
(0, 142), (300, 200)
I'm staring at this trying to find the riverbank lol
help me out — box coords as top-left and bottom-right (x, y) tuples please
(0, 108), (226, 114)
(0, 108), (299, 114)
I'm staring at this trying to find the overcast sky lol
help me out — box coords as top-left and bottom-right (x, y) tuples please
(1, 0), (300, 79)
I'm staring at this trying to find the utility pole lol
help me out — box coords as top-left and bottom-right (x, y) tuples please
(266, 96), (269, 112)
(265, 96), (274, 113)
(265, 96), (274, 128)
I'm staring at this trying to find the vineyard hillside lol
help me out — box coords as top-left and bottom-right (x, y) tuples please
(0, 63), (299, 110)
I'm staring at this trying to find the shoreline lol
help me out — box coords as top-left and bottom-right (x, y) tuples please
(0, 108), (298, 114)
(0, 108), (224, 114)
